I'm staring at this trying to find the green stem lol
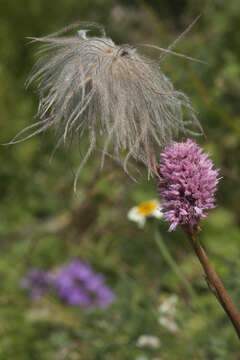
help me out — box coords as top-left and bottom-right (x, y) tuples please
(154, 229), (196, 299)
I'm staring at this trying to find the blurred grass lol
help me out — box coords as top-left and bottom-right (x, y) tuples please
(1, 0), (240, 359)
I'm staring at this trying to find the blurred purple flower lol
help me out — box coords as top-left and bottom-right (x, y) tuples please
(54, 260), (115, 308)
(20, 269), (52, 298)
(157, 139), (219, 231)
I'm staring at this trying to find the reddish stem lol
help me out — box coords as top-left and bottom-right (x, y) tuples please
(183, 226), (240, 339)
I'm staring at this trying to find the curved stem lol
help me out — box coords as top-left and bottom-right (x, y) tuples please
(183, 226), (240, 339)
(154, 229), (196, 299)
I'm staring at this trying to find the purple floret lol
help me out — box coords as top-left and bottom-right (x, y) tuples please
(20, 269), (52, 298)
(157, 139), (219, 231)
(54, 260), (115, 308)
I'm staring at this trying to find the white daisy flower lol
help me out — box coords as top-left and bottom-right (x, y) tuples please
(127, 199), (163, 228)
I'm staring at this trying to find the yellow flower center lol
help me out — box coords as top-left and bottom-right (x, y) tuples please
(137, 201), (157, 215)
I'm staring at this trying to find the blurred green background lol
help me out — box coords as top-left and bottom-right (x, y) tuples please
(1, 0), (240, 359)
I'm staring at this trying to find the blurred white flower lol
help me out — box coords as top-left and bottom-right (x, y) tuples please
(158, 294), (179, 333)
(158, 294), (178, 316)
(136, 335), (161, 348)
(127, 200), (163, 228)
(158, 317), (179, 333)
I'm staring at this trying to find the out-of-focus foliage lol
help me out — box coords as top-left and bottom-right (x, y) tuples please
(1, 0), (240, 359)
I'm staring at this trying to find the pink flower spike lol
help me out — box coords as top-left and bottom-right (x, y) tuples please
(157, 139), (219, 231)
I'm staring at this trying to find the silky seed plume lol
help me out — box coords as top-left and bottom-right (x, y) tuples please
(8, 22), (203, 190)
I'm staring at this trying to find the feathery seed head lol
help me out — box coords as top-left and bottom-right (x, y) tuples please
(13, 22), (202, 189)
